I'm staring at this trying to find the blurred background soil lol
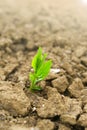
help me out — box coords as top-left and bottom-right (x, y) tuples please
(0, 0), (87, 43)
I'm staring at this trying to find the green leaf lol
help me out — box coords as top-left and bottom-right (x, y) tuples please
(32, 47), (42, 72)
(37, 60), (52, 80)
(29, 47), (52, 91)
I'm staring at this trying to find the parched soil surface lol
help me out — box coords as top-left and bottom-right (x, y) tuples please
(0, 0), (87, 130)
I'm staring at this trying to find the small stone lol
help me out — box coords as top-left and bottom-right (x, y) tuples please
(32, 107), (36, 112)
(68, 78), (84, 98)
(46, 69), (65, 80)
(52, 75), (69, 93)
(50, 68), (60, 74)
(78, 113), (87, 126)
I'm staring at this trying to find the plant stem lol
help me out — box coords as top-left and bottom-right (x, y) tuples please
(29, 74), (36, 90)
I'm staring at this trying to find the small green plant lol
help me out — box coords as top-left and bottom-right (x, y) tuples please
(29, 47), (52, 91)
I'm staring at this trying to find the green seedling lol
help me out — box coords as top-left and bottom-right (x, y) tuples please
(29, 47), (52, 91)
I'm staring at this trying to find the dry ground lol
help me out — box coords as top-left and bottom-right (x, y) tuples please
(0, 0), (87, 130)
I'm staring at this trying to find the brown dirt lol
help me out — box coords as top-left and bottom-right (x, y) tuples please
(0, 0), (87, 130)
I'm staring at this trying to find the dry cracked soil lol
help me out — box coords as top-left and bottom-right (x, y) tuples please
(0, 0), (87, 130)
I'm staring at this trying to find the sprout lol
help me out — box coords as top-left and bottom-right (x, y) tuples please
(29, 47), (52, 91)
